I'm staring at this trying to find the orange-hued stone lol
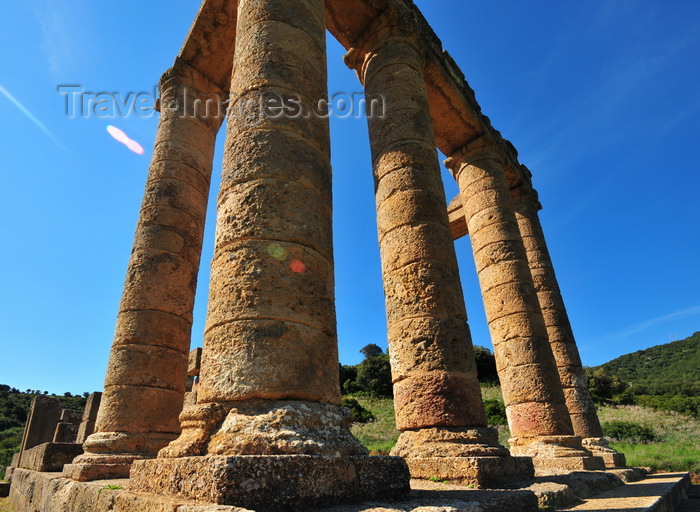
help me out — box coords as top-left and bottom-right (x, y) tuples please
(65, 65), (224, 482)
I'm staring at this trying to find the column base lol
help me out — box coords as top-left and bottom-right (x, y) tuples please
(509, 435), (606, 474)
(130, 454), (410, 510)
(404, 455), (534, 488)
(390, 427), (533, 487)
(63, 430), (177, 481)
(63, 454), (145, 482)
(582, 437), (627, 468)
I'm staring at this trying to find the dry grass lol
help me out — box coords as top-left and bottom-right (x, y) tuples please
(598, 405), (700, 473)
(347, 389), (698, 474)
(0, 497), (14, 512)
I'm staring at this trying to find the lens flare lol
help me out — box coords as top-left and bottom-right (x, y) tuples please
(267, 243), (287, 261)
(125, 138), (145, 155)
(290, 259), (306, 273)
(106, 125), (144, 155)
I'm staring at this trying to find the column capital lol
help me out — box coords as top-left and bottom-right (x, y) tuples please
(344, 2), (424, 83)
(511, 183), (542, 213)
(156, 58), (227, 130)
(444, 134), (506, 178)
(159, 58), (225, 97)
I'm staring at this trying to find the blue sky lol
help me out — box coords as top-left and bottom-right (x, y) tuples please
(1, 1), (699, 395)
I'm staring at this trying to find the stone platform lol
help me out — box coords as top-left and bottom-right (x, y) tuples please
(9, 466), (688, 512)
(129, 455), (410, 510)
(563, 472), (691, 511)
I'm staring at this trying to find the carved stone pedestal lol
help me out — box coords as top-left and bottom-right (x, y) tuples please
(510, 435), (606, 474)
(391, 427), (533, 487)
(583, 437), (627, 468)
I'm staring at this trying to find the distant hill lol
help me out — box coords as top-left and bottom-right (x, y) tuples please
(594, 331), (700, 396)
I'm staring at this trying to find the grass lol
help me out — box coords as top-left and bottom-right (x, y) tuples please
(598, 405), (700, 473)
(349, 395), (400, 453)
(348, 387), (700, 475)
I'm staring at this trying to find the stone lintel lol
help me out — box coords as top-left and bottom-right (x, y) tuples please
(130, 455), (410, 510)
(404, 456), (534, 488)
(19, 442), (83, 473)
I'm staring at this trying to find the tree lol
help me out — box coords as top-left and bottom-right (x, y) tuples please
(585, 367), (628, 404)
(355, 353), (393, 398)
(473, 345), (499, 385)
(359, 344), (384, 360)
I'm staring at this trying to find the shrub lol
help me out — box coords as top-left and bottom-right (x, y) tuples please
(483, 399), (507, 426)
(602, 420), (658, 443)
(473, 346), (499, 385)
(341, 397), (375, 423)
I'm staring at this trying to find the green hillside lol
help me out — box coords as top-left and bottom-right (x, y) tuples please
(0, 386), (87, 475)
(595, 331), (700, 395)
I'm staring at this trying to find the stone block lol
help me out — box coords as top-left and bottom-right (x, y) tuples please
(82, 392), (102, 422)
(18, 396), (62, 466)
(403, 455), (534, 488)
(532, 455), (606, 474)
(19, 442), (84, 472)
(0, 481), (9, 497)
(75, 420), (96, 444)
(60, 409), (83, 424)
(63, 459), (134, 482)
(130, 455), (410, 510)
(53, 422), (79, 443)
(598, 451), (627, 468)
(188, 347), (202, 376)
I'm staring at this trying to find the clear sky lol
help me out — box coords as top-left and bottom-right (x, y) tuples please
(1, 1), (699, 395)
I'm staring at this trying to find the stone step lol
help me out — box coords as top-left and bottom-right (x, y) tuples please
(675, 484), (700, 512)
(561, 472), (690, 511)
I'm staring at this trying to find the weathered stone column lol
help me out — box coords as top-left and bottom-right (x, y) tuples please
(512, 181), (625, 467)
(64, 62), (225, 481)
(129, 1), (409, 508)
(344, 4), (532, 487)
(446, 136), (604, 472)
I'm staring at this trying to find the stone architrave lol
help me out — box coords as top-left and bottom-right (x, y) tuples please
(16, 396), (62, 468)
(129, 0), (409, 509)
(64, 63), (225, 482)
(344, 3), (532, 487)
(75, 392), (102, 444)
(446, 136), (605, 473)
(511, 182), (625, 468)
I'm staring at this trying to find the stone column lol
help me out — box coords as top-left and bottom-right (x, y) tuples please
(64, 62), (225, 481)
(343, 4), (532, 488)
(129, 1), (409, 509)
(512, 182), (625, 467)
(446, 137), (604, 472)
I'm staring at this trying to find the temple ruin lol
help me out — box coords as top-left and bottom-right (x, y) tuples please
(8, 0), (637, 510)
